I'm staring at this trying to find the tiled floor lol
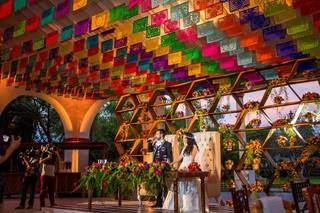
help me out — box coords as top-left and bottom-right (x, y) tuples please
(0, 198), (234, 213)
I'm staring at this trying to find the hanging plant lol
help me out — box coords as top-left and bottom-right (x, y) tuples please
(273, 118), (291, 127)
(245, 139), (263, 170)
(269, 78), (287, 87)
(249, 181), (264, 193)
(221, 104), (231, 112)
(192, 91), (201, 97)
(243, 101), (260, 112)
(289, 136), (297, 146)
(225, 160), (234, 170)
(159, 96), (169, 104)
(173, 111), (184, 118)
(248, 118), (262, 128)
(216, 85), (231, 98)
(195, 109), (206, 130)
(297, 136), (320, 164)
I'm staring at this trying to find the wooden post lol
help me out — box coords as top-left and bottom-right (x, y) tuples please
(173, 178), (179, 213)
(88, 188), (93, 210)
(118, 187), (122, 207)
(200, 177), (206, 213)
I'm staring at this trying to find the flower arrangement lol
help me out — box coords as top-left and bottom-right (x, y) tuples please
(252, 158), (261, 171)
(245, 81), (255, 89)
(248, 118), (261, 128)
(188, 162), (201, 172)
(224, 139), (235, 151)
(302, 92), (320, 101)
(250, 181), (264, 193)
(276, 161), (298, 178)
(273, 118), (290, 127)
(302, 111), (317, 122)
(243, 101), (260, 111)
(80, 160), (174, 199)
(277, 135), (288, 147)
(273, 95), (285, 104)
(296, 136), (320, 165)
(245, 139), (263, 170)
(221, 104), (231, 112)
(225, 160), (234, 170)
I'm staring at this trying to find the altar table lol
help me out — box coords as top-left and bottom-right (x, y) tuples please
(170, 171), (210, 213)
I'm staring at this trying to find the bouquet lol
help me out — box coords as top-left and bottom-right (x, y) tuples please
(188, 162), (201, 172)
(225, 160), (234, 170)
(224, 139), (235, 151)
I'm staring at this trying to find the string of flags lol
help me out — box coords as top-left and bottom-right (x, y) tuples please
(0, 0), (319, 98)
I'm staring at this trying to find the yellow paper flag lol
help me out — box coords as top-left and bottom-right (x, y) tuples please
(91, 12), (108, 31)
(145, 37), (160, 52)
(73, 0), (87, 11)
(155, 46), (170, 57)
(74, 50), (88, 59)
(128, 32), (145, 44)
(188, 63), (201, 76)
(168, 51), (182, 65)
(88, 54), (101, 64)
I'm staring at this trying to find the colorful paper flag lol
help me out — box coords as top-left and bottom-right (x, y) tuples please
(60, 25), (73, 41)
(151, 9), (168, 26)
(55, 0), (70, 18)
(163, 19), (180, 34)
(168, 51), (182, 65)
(183, 12), (200, 28)
(73, 0), (87, 11)
(41, 7), (55, 26)
(75, 19), (89, 37)
(146, 25), (160, 38)
(170, 2), (189, 20)
(91, 11), (108, 31)
(0, 0), (13, 20)
(13, 21), (26, 38)
(133, 17), (148, 33)
(46, 31), (58, 47)
(205, 3), (223, 20)
(14, 0), (26, 12)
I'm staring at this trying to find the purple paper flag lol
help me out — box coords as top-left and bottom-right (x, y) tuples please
(114, 37), (128, 48)
(101, 28), (115, 37)
(140, 50), (154, 60)
(130, 42), (143, 55)
(75, 19), (89, 37)
(153, 55), (168, 68)
(55, 0), (70, 18)
(173, 66), (188, 79)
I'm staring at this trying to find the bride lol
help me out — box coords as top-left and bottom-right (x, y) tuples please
(162, 132), (209, 212)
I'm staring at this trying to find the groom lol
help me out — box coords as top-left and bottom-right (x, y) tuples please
(147, 129), (173, 208)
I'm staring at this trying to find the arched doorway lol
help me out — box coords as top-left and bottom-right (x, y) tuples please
(89, 101), (119, 163)
(0, 95), (64, 143)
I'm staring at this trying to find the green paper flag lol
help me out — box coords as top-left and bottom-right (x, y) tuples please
(109, 4), (126, 23)
(171, 42), (185, 52)
(133, 17), (148, 33)
(146, 25), (160, 38)
(124, 5), (139, 19)
(41, 7), (55, 26)
(161, 32), (176, 47)
(13, 21), (26, 38)
(33, 37), (45, 50)
(60, 25), (73, 41)
(14, 0), (27, 12)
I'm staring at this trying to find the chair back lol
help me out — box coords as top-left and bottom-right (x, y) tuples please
(290, 179), (310, 213)
(230, 186), (250, 213)
(303, 184), (320, 213)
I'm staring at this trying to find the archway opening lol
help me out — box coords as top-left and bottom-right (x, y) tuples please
(0, 95), (64, 143)
(90, 101), (119, 163)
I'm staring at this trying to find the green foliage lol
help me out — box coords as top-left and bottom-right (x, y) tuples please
(90, 101), (119, 162)
(0, 96), (64, 143)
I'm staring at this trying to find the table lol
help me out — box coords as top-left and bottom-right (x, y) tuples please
(170, 171), (210, 213)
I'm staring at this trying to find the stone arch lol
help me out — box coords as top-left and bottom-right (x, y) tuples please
(0, 85), (72, 134)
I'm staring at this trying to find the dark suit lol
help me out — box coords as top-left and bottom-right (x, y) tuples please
(148, 140), (172, 207)
(148, 140), (173, 163)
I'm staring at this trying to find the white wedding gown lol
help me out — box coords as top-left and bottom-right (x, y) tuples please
(162, 153), (209, 212)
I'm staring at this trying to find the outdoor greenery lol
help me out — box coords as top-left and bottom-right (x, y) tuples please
(0, 95), (64, 143)
(90, 101), (119, 163)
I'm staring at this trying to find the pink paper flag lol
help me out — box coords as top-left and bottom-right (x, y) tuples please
(141, 0), (152, 13)
(201, 43), (220, 57)
(163, 19), (180, 33)
(151, 9), (168, 26)
(128, 0), (142, 9)
(177, 26), (197, 42)
(219, 56), (237, 70)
